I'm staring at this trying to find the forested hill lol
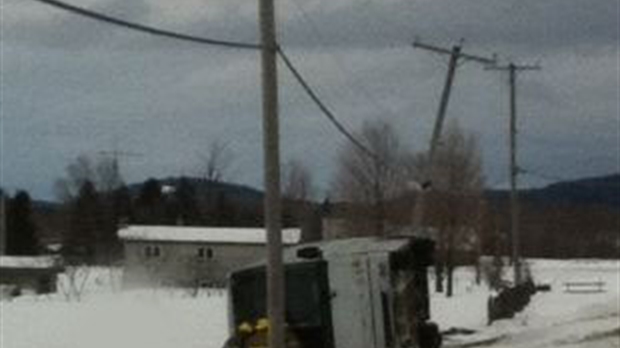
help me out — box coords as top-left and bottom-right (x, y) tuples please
(130, 177), (265, 207)
(32, 173), (620, 213)
(30, 177), (264, 212)
(487, 173), (620, 208)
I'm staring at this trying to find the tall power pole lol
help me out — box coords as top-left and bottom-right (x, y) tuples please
(487, 62), (540, 285)
(0, 192), (6, 255)
(259, 0), (284, 347)
(411, 39), (495, 231)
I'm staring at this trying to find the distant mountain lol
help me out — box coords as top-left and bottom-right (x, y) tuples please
(129, 177), (265, 207)
(28, 177), (266, 215)
(487, 173), (620, 207)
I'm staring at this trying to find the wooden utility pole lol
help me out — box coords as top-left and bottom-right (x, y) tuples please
(259, 0), (284, 347)
(411, 39), (495, 231)
(487, 62), (540, 285)
(0, 193), (6, 255)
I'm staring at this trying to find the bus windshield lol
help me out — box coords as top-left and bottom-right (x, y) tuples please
(230, 260), (331, 328)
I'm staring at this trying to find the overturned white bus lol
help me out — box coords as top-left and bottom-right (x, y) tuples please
(225, 236), (442, 348)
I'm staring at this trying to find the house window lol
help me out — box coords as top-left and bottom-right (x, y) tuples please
(145, 245), (161, 258)
(197, 247), (214, 260)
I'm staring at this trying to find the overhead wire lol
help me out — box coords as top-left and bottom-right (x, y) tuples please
(276, 47), (378, 160)
(29, 0), (379, 161)
(31, 0), (261, 50)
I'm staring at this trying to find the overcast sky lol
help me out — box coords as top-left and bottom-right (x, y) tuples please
(1, 0), (619, 200)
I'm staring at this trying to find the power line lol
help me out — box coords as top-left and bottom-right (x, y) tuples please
(277, 47), (378, 160)
(30, 0), (378, 162)
(31, 0), (261, 50)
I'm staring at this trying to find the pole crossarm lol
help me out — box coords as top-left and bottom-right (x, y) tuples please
(98, 150), (143, 158)
(412, 40), (496, 65)
(486, 64), (541, 71)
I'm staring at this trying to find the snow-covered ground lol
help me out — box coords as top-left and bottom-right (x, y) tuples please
(1, 260), (618, 348)
(436, 259), (620, 347)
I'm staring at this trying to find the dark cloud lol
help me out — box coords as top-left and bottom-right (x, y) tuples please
(277, 0), (618, 53)
(1, 0), (618, 199)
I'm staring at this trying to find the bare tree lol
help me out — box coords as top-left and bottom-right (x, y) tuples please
(419, 120), (485, 297)
(54, 155), (125, 201)
(95, 157), (123, 193)
(281, 159), (318, 239)
(54, 155), (96, 202)
(55, 155), (126, 264)
(197, 140), (233, 183)
(282, 159), (314, 202)
(58, 265), (92, 302)
(332, 120), (410, 236)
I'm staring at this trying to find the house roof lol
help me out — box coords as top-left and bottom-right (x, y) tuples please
(117, 225), (301, 245)
(0, 255), (62, 269)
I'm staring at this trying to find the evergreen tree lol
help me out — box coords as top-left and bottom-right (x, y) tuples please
(64, 181), (102, 263)
(113, 184), (133, 225)
(96, 185), (132, 264)
(214, 191), (236, 226)
(172, 178), (202, 225)
(135, 178), (166, 224)
(6, 190), (39, 255)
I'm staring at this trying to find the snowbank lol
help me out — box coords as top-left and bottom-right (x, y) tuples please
(435, 259), (620, 347)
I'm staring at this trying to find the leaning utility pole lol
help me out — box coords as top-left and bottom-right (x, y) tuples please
(411, 39), (495, 231)
(487, 62), (540, 285)
(259, 0), (284, 347)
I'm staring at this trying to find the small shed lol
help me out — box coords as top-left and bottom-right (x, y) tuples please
(0, 256), (64, 295)
(118, 225), (301, 288)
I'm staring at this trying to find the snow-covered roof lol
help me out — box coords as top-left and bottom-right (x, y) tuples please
(282, 236), (414, 262)
(237, 236), (433, 270)
(0, 255), (62, 269)
(117, 225), (301, 245)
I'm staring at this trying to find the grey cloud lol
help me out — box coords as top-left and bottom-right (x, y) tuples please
(2, 0), (618, 199)
(278, 0), (618, 54)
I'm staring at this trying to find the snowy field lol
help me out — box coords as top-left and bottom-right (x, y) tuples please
(435, 259), (620, 347)
(1, 259), (618, 348)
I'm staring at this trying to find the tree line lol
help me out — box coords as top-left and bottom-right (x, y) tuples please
(1, 189), (39, 255)
(0, 142), (315, 264)
(2, 121), (616, 294)
(325, 118), (618, 295)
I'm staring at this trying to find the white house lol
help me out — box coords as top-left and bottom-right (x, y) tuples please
(118, 225), (301, 288)
(0, 255), (64, 295)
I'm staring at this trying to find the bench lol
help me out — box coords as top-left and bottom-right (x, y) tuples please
(563, 281), (605, 293)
